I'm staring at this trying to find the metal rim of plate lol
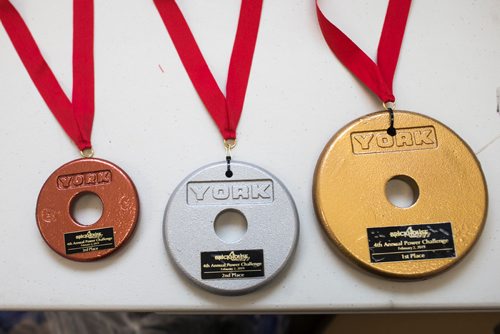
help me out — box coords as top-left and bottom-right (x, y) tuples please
(164, 161), (299, 295)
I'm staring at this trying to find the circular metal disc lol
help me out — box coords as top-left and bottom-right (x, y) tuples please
(164, 161), (299, 295)
(36, 158), (139, 261)
(314, 111), (488, 279)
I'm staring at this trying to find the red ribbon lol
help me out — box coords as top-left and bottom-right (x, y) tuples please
(316, 0), (411, 103)
(0, 0), (94, 150)
(154, 0), (263, 140)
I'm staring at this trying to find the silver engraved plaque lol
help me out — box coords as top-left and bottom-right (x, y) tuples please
(164, 161), (299, 295)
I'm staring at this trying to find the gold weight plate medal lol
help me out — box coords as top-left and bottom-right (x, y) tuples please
(313, 110), (487, 279)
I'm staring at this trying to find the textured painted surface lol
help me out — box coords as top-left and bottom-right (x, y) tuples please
(314, 111), (487, 278)
(165, 161), (299, 295)
(36, 158), (139, 261)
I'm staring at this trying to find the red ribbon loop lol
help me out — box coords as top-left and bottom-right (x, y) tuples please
(316, 0), (411, 103)
(154, 0), (263, 140)
(0, 0), (94, 150)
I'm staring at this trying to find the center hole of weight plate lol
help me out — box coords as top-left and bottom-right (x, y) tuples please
(385, 175), (420, 208)
(70, 192), (103, 226)
(214, 209), (248, 243)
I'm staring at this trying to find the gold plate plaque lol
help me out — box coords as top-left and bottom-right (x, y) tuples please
(313, 111), (488, 279)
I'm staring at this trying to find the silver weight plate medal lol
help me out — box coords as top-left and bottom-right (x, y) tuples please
(164, 161), (299, 295)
